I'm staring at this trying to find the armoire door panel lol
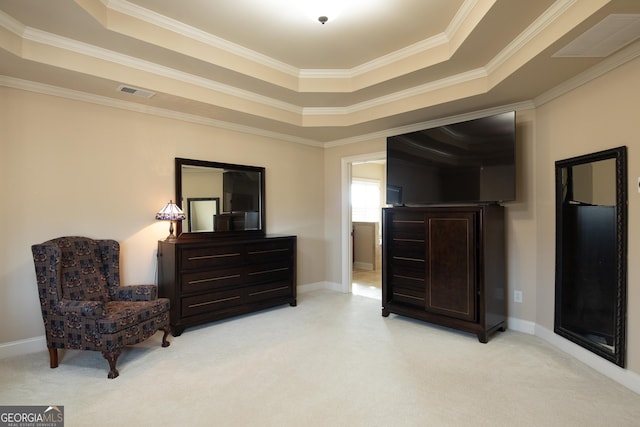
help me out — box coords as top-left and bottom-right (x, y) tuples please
(427, 213), (476, 321)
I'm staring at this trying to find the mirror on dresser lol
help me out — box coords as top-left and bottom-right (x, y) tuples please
(159, 158), (296, 336)
(175, 158), (265, 238)
(554, 146), (627, 367)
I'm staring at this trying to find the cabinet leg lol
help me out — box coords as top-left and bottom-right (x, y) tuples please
(382, 308), (390, 317)
(477, 333), (488, 344)
(290, 299), (297, 307)
(172, 326), (185, 337)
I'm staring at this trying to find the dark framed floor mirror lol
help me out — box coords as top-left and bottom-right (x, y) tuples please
(554, 146), (627, 367)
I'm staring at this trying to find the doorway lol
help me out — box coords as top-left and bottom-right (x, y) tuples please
(341, 152), (386, 300)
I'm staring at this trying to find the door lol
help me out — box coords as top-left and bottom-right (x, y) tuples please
(425, 211), (477, 322)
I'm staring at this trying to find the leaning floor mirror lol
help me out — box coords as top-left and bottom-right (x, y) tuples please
(554, 146), (627, 367)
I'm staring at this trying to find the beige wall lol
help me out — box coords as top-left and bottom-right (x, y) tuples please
(2, 54), (639, 378)
(0, 87), (325, 343)
(504, 108), (538, 325)
(534, 56), (640, 372)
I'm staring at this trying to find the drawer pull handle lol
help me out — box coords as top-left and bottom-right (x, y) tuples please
(393, 256), (424, 263)
(394, 274), (423, 282)
(189, 295), (240, 308)
(249, 267), (289, 276)
(249, 286), (289, 296)
(188, 253), (240, 261)
(392, 220), (425, 224)
(393, 238), (425, 243)
(248, 248), (288, 255)
(188, 274), (241, 285)
(393, 292), (425, 301)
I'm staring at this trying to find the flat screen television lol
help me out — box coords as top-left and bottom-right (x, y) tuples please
(386, 111), (516, 205)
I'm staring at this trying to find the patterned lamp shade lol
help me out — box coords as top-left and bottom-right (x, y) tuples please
(156, 200), (186, 239)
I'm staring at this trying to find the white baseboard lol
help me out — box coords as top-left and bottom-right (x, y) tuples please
(0, 336), (46, 360)
(353, 262), (373, 271)
(535, 325), (640, 394)
(298, 281), (345, 294)
(501, 318), (640, 394)
(507, 316), (536, 334)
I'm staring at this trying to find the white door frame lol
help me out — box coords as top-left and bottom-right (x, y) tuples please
(340, 151), (386, 293)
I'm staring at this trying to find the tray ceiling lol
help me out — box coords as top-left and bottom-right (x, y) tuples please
(1, 0), (640, 146)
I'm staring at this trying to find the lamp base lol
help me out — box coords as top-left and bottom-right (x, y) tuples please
(165, 221), (177, 240)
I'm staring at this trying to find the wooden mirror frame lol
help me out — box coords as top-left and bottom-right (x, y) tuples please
(554, 146), (627, 367)
(175, 158), (266, 239)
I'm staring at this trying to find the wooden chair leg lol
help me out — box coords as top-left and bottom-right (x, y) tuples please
(102, 350), (122, 379)
(48, 347), (58, 369)
(161, 326), (171, 348)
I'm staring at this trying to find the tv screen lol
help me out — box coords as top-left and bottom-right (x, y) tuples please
(386, 111), (516, 205)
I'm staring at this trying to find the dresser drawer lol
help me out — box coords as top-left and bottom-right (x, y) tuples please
(181, 289), (242, 317)
(246, 282), (292, 303)
(247, 260), (292, 284)
(180, 245), (244, 270)
(246, 240), (292, 263)
(180, 267), (244, 294)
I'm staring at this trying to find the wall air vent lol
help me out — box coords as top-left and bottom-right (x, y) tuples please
(117, 85), (155, 98)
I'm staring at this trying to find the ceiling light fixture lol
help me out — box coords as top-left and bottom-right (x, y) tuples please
(298, 0), (345, 24)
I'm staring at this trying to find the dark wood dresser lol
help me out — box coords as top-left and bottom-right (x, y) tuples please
(158, 235), (296, 336)
(382, 205), (505, 342)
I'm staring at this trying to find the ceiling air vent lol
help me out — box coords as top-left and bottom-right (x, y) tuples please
(117, 85), (155, 99)
(554, 14), (640, 58)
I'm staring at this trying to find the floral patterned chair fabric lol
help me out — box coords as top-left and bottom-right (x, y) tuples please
(31, 236), (171, 378)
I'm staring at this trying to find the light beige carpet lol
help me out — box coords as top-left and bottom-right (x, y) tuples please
(1, 289), (639, 426)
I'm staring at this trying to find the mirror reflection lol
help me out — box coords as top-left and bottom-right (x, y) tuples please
(187, 197), (219, 232)
(175, 158), (265, 237)
(555, 147), (627, 367)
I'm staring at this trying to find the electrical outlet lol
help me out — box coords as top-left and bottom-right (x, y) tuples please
(514, 290), (523, 303)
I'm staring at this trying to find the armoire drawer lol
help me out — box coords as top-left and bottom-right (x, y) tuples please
(391, 286), (426, 307)
(389, 213), (426, 234)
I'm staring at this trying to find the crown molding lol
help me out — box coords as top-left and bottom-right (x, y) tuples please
(534, 39), (640, 107)
(105, 0), (300, 77)
(304, 68), (489, 117)
(323, 101), (536, 148)
(0, 75), (323, 148)
(20, 27), (303, 115)
(0, 73), (532, 150)
(2, 23), (502, 122)
(486, 0), (577, 74)
(0, 9), (24, 35)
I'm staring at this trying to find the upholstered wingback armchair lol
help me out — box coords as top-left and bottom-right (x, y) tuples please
(31, 236), (171, 378)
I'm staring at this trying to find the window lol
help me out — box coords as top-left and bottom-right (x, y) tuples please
(351, 179), (380, 222)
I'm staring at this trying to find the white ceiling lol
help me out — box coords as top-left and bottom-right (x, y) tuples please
(1, 0), (640, 146)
